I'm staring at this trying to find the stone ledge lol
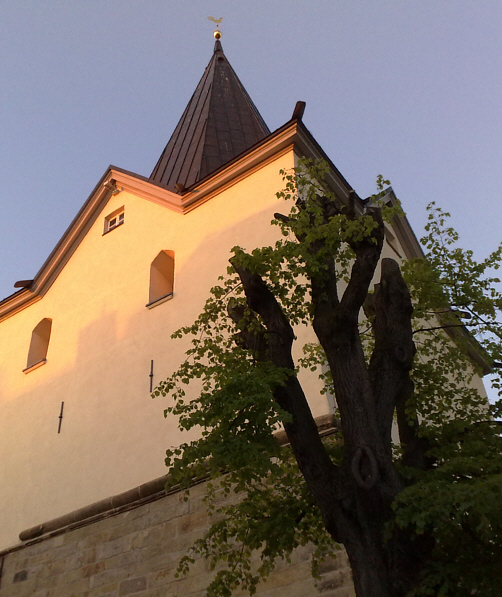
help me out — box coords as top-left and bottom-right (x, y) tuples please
(15, 478), (176, 546)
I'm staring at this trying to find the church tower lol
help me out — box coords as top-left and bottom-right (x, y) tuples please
(0, 34), (423, 597)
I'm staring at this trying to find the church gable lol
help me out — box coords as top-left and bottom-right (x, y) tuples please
(0, 151), (297, 550)
(0, 35), (424, 560)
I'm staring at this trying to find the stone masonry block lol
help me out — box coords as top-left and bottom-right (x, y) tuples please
(106, 516), (149, 542)
(36, 572), (60, 591)
(0, 561), (15, 587)
(104, 548), (142, 570)
(129, 525), (165, 550)
(139, 551), (179, 576)
(174, 570), (217, 596)
(150, 488), (189, 520)
(176, 509), (208, 536)
(318, 588), (356, 597)
(82, 561), (106, 578)
(259, 560), (312, 591)
(95, 535), (130, 561)
(62, 524), (92, 544)
(161, 519), (177, 540)
(187, 494), (206, 513)
(151, 529), (204, 555)
(150, 564), (177, 587)
(57, 567), (87, 586)
(49, 542), (78, 563)
(89, 566), (127, 589)
(146, 585), (178, 597)
(86, 581), (120, 597)
(270, 544), (316, 572)
(44, 577), (89, 597)
(183, 482), (208, 501)
(16, 542), (45, 558)
(12, 558), (29, 571)
(318, 554), (346, 575)
(122, 503), (150, 522)
(316, 569), (352, 593)
(37, 559), (66, 579)
(12, 541), (48, 557)
(137, 541), (179, 568)
(61, 550), (86, 572)
(119, 576), (147, 595)
(24, 550), (53, 568)
(132, 510), (168, 533)
(148, 495), (189, 524)
(77, 529), (111, 549)
(88, 513), (125, 533)
(253, 578), (319, 597)
(1, 578), (38, 597)
(85, 546), (97, 565)
(49, 536), (65, 549)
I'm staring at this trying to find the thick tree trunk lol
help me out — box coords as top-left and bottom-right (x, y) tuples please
(231, 207), (434, 596)
(340, 504), (434, 597)
(345, 535), (395, 597)
(313, 257), (431, 596)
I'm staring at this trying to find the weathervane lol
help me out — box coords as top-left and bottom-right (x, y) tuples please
(208, 16), (223, 39)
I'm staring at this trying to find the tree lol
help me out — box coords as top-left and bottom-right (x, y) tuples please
(154, 161), (502, 597)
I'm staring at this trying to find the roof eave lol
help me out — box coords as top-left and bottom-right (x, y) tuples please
(0, 115), (371, 322)
(0, 167), (182, 322)
(177, 118), (360, 214)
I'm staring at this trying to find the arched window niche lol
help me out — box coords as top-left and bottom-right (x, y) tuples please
(146, 251), (175, 309)
(24, 318), (52, 373)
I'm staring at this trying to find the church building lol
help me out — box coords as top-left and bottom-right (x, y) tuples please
(0, 36), (438, 597)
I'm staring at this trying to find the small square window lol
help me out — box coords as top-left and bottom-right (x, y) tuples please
(104, 207), (125, 234)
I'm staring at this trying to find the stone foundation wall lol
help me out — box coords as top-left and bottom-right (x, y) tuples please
(0, 481), (354, 597)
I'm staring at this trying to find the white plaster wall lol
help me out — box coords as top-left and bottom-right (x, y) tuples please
(0, 152), (334, 550)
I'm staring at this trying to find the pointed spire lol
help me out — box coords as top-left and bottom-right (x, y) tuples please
(150, 41), (270, 192)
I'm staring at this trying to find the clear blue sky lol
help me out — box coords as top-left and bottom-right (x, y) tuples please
(1, 1), (501, 304)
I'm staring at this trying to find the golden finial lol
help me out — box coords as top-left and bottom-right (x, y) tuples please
(208, 16), (223, 39)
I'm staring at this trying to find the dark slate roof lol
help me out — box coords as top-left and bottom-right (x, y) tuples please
(150, 40), (270, 192)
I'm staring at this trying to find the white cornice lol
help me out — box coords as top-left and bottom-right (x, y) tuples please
(0, 124), (305, 320)
(111, 170), (183, 213)
(383, 188), (424, 261)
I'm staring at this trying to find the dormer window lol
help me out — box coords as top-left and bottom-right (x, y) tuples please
(104, 207), (125, 234)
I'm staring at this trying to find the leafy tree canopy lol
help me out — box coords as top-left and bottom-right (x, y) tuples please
(153, 160), (502, 597)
